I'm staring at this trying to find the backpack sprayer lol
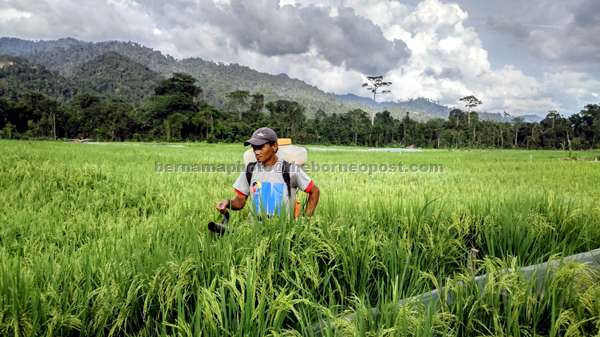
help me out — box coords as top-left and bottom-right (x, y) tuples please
(208, 138), (307, 234)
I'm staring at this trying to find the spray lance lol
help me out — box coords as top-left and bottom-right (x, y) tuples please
(208, 210), (229, 236)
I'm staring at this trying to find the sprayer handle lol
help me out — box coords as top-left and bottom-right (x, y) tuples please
(223, 210), (229, 225)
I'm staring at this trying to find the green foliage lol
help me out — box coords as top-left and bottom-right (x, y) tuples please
(0, 37), (85, 56)
(73, 51), (163, 104)
(153, 73), (201, 98)
(225, 90), (251, 122)
(1, 142), (600, 335)
(64, 94), (136, 141)
(135, 74), (203, 141)
(1, 40), (599, 149)
(0, 55), (76, 102)
(7, 40), (448, 119)
(459, 95), (482, 110)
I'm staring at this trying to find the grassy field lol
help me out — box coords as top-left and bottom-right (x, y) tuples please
(1, 140), (600, 336)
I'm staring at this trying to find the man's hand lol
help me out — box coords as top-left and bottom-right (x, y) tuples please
(305, 183), (320, 217)
(216, 199), (229, 214)
(216, 195), (247, 213)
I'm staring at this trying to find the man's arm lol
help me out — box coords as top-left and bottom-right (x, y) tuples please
(290, 164), (319, 217)
(304, 183), (319, 217)
(222, 170), (252, 214)
(216, 194), (248, 214)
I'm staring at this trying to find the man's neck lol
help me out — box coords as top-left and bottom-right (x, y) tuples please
(261, 156), (278, 168)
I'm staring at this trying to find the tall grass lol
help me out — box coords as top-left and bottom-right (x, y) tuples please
(1, 141), (599, 335)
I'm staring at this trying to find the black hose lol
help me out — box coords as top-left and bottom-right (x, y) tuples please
(208, 211), (230, 236)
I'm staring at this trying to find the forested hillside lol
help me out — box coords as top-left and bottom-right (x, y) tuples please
(73, 52), (163, 104)
(336, 94), (450, 116)
(3, 38), (447, 120)
(0, 52), (162, 104)
(0, 55), (76, 102)
(1, 37), (597, 151)
(0, 37), (86, 56)
(0, 67), (597, 151)
(17, 40), (359, 116)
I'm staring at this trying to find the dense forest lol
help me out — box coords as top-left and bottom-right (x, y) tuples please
(0, 37), (86, 56)
(1, 56), (598, 149)
(2, 37), (460, 120)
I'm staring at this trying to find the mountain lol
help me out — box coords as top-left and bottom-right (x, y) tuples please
(335, 93), (391, 109)
(73, 51), (163, 103)
(395, 98), (451, 118)
(477, 111), (544, 123)
(476, 112), (505, 122)
(0, 37), (86, 56)
(0, 38), (451, 120)
(23, 40), (173, 77)
(0, 55), (76, 102)
(0, 52), (164, 104)
(9, 40), (358, 116)
(335, 93), (450, 118)
(1, 37), (522, 122)
(518, 114), (544, 123)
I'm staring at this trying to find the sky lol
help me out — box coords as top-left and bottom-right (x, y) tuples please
(1, 0), (599, 117)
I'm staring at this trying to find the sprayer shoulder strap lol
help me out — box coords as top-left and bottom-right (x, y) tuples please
(282, 161), (292, 197)
(245, 162), (257, 190)
(246, 161), (292, 197)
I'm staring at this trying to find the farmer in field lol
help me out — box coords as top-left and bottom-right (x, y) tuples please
(216, 127), (320, 217)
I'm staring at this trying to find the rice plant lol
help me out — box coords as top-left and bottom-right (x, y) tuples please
(1, 140), (599, 336)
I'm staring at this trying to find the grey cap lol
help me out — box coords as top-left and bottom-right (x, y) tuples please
(244, 127), (278, 146)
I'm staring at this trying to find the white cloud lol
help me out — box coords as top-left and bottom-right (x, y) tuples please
(543, 71), (600, 110)
(359, 0), (556, 115)
(0, 0), (158, 43)
(0, 0), (597, 116)
(274, 0), (561, 115)
(0, 8), (32, 23)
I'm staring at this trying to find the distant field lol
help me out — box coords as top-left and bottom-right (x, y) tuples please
(1, 140), (600, 336)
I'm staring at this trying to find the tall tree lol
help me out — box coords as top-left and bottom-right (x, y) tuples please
(141, 73), (202, 141)
(546, 110), (560, 129)
(362, 75), (391, 126)
(154, 73), (201, 98)
(459, 95), (482, 126)
(374, 110), (394, 146)
(20, 93), (60, 139)
(226, 90), (251, 121)
(580, 104), (600, 150)
(250, 93), (264, 113)
(448, 108), (465, 128)
(284, 102), (306, 140)
(348, 109), (368, 145)
(425, 118), (446, 148)
(512, 117), (524, 148)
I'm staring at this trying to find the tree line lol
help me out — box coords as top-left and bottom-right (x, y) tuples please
(1, 73), (599, 150)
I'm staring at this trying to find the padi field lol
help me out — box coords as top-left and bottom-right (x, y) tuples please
(2, 140), (600, 336)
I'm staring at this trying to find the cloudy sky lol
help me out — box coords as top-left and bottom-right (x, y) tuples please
(1, 0), (599, 116)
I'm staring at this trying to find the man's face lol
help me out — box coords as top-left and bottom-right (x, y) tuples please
(252, 142), (278, 164)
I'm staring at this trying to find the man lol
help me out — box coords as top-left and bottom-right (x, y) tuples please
(216, 127), (320, 217)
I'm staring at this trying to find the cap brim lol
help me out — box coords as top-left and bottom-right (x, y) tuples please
(243, 138), (269, 146)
